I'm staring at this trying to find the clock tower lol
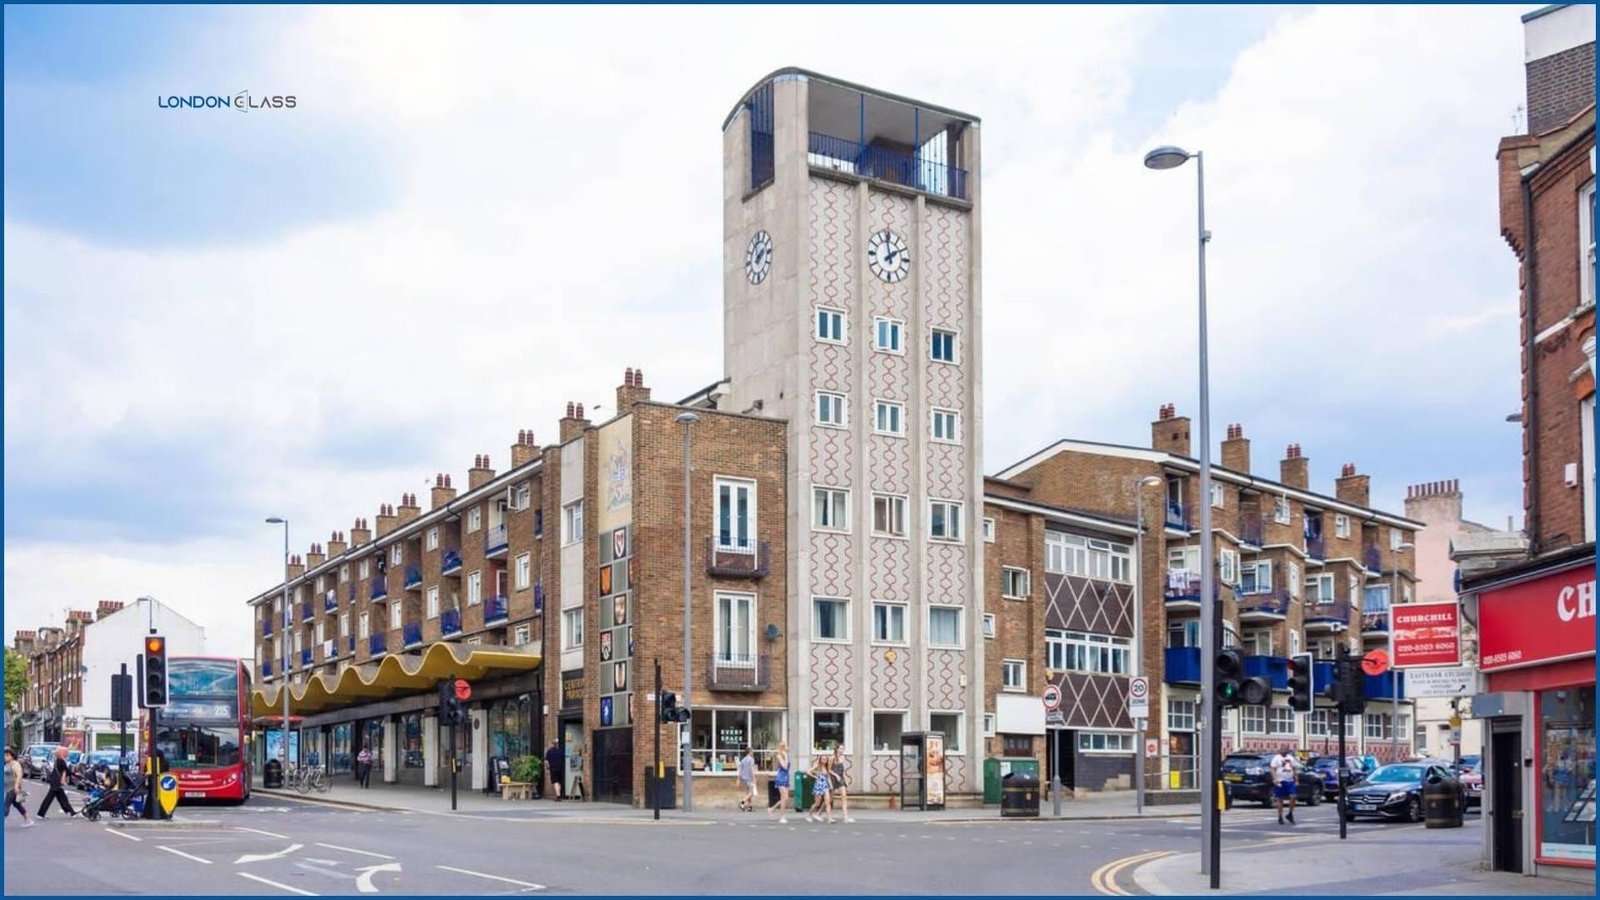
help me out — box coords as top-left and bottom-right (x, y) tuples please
(721, 69), (984, 791)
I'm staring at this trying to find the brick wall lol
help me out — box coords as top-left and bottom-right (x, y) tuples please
(1527, 42), (1596, 135)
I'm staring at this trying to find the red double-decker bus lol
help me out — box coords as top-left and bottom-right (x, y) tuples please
(150, 656), (252, 803)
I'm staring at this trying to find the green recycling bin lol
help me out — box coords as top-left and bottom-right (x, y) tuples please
(793, 771), (816, 812)
(984, 757), (1041, 804)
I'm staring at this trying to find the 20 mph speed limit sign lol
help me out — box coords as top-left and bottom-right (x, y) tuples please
(1128, 676), (1150, 720)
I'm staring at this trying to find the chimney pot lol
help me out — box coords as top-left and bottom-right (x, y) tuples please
(566, 402), (575, 418)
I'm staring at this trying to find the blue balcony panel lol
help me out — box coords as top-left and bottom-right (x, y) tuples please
(368, 633), (388, 656)
(441, 609), (462, 637)
(1164, 646), (1202, 684)
(403, 622), (423, 647)
(441, 550), (463, 576)
(1364, 670), (1404, 701)
(1243, 655), (1290, 691)
(484, 595), (508, 624)
(404, 566), (423, 590)
(370, 577), (388, 600)
(300, 648), (313, 667)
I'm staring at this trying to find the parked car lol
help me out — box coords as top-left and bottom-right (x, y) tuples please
(1343, 760), (1464, 822)
(74, 750), (127, 789)
(1308, 755), (1370, 801)
(1453, 756), (1482, 809)
(1222, 752), (1323, 806)
(23, 744), (56, 779)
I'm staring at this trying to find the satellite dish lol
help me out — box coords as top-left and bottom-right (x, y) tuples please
(764, 623), (781, 642)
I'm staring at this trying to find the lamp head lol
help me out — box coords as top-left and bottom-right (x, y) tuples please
(1143, 145), (1193, 170)
(266, 517), (286, 525)
(1138, 475), (1164, 488)
(675, 412), (701, 425)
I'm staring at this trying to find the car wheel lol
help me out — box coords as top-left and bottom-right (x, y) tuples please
(1407, 797), (1423, 823)
(1307, 789), (1320, 807)
(1344, 811), (1358, 822)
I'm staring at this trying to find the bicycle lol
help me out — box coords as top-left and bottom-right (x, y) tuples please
(293, 765), (330, 794)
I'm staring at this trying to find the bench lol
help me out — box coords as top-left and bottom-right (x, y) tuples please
(500, 781), (533, 801)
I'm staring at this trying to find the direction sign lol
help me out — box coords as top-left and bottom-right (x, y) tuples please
(1046, 710), (1066, 728)
(1405, 666), (1475, 698)
(1361, 649), (1390, 677)
(1128, 676), (1150, 720)
(453, 678), (472, 701)
(1042, 683), (1062, 712)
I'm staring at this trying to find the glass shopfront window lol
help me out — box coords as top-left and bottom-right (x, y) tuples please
(402, 713), (424, 769)
(1539, 685), (1596, 865)
(330, 723), (353, 774)
(689, 709), (784, 775)
(362, 719), (384, 770)
(488, 698), (532, 762)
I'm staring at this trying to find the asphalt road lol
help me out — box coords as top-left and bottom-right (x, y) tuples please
(0, 788), (1481, 896)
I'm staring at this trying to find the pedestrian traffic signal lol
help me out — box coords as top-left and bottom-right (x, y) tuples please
(658, 691), (689, 723)
(1288, 653), (1314, 712)
(140, 635), (168, 708)
(436, 680), (468, 726)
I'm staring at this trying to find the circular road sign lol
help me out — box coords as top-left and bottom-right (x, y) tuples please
(1130, 676), (1149, 701)
(454, 678), (472, 701)
(1042, 683), (1062, 712)
(1361, 649), (1390, 677)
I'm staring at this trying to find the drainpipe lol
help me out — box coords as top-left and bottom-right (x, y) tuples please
(1521, 176), (1540, 552)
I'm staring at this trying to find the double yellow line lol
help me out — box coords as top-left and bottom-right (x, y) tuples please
(1090, 849), (1173, 895)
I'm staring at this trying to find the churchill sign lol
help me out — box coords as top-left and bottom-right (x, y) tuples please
(1391, 602), (1461, 668)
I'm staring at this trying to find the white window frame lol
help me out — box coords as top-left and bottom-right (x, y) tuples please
(714, 591), (756, 662)
(873, 601), (908, 645)
(1306, 573), (1335, 604)
(812, 709), (851, 754)
(816, 306), (846, 344)
(515, 553), (532, 590)
(339, 612), (349, 638)
(1288, 561), (1302, 599)
(1001, 659), (1026, 692)
(1168, 699), (1197, 732)
(339, 564), (349, 583)
(389, 601), (402, 631)
(1268, 706), (1296, 735)
(929, 327), (959, 364)
(982, 713), (996, 737)
(562, 608), (584, 651)
(1210, 483), (1225, 509)
(467, 571), (482, 606)
(315, 576), (325, 593)
(714, 476), (757, 552)
(391, 544), (404, 566)
(467, 506), (482, 533)
(812, 487), (850, 533)
(982, 517), (996, 543)
(872, 493), (908, 538)
(1219, 548), (1238, 585)
(871, 710), (907, 755)
(1334, 514), (1350, 539)
(358, 612), (369, 640)
(873, 316), (904, 354)
(426, 587), (440, 619)
(426, 527), (439, 551)
(562, 500), (584, 546)
(1389, 527), (1403, 551)
(1078, 732), (1136, 754)
(982, 612), (996, 639)
(1240, 560), (1274, 595)
(1241, 705), (1266, 734)
(873, 399), (905, 436)
(929, 712), (964, 755)
(929, 499), (963, 542)
(931, 408), (960, 444)
(359, 560), (370, 580)
(1056, 630), (1132, 675)
(1581, 179), (1596, 309)
(812, 597), (850, 643)
(815, 391), (847, 429)
(1583, 395), (1596, 543)
(1002, 567), (1031, 600)
(1046, 629), (1068, 671)
(513, 624), (532, 646)
(927, 605), (963, 649)
(315, 620), (325, 644)
(1273, 496), (1291, 525)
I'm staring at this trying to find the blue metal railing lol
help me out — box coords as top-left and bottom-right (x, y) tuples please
(484, 595), (508, 624)
(1239, 516), (1263, 547)
(300, 648), (313, 667)
(1364, 670), (1404, 700)
(348, 583), (356, 602)
(262, 619), (273, 637)
(806, 131), (968, 201)
(1305, 600), (1353, 624)
(261, 660), (272, 677)
(1313, 661), (1336, 694)
(1363, 547), (1382, 573)
(1165, 572), (1202, 603)
(370, 577), (387, 600)
(441, 550), (463, 574)
(1239, 590), (1290, 617)
(404, 566), (423, 590)
(533, 582), (544, 614)
(347, 634), (356, 654)
(403, 622), (423, 647)
(441, 609), (462, 636)
(1165, 501), (1189, 530)
(324, 591), (338, 613)
(1306, 534), (1326, 561)
(1164, 646), (1202, 684)
(1362, 612), (1390, 633)
(301, 602), (313, 622)
(1244, 655), (1289, 691)
(485, 523), (508, 555)
(368, 633), (387, 656)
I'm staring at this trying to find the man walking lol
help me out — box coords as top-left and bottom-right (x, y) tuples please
(736, 746), (757, 812)
(544, 740), (565, 801)
(1270, 745), (1298, 825)
(355, 746), (373, 789)
(36, 747), (77, 820)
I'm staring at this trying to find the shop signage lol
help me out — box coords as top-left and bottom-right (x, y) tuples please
(1478, 565), (1596, 672)
(1392, 602), (1461, 668)
(561, 672), (584, 708)
(1404, 666), (1476, 698)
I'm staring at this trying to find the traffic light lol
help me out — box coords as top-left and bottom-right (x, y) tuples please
(1215, 649), (1243, 709)
(1336, 656), (1366, 716)
(437, 681), (467, 726)
(1288, 653), (1314, 712)
(658, 691), (689, 723)
(139, 635), (168, 708)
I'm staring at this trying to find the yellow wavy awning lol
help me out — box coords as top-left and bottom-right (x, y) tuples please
(250, 643), (541, 718)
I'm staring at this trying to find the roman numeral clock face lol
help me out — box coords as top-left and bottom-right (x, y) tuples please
(744, 230), (773, 284)
(867, 229), (911, 283)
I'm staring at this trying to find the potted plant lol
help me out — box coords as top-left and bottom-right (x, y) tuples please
(511, 754), (542, 787)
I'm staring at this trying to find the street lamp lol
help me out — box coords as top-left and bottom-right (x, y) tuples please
(675, 411), (700, 812)
(1131, 474), (1164, 816)
(1390, 541), (1415, 762)
(1144, 143), (1218, 886)
(265, 517), (291, 774)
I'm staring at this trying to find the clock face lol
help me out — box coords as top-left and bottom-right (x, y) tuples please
(744, 230), (773, 284)
(867, 229), (911, 283)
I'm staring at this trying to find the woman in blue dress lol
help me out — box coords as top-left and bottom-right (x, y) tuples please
(805, 754), (835, 824)
(767, 741), (791, 824)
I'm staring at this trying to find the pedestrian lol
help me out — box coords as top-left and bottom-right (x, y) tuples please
(544, 740), (565, 801)
(767, 740), (791, 824)
(1270, 744), (1298, 825)
(736, 746), (757, 812)
(4, 749), (34, 828)
(804, 755), (834, 824)
(356, 746), (373, 789)
(829, 744), (854, 823)
(36, 746), (77, 819)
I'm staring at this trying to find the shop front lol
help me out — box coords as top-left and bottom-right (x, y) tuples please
(1467, 549), (1595, 882)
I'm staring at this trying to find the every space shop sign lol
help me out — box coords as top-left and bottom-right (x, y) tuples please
(1392, 602), (1461, 668)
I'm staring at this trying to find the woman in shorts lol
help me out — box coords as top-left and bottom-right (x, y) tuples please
(767, 741), (791, 824)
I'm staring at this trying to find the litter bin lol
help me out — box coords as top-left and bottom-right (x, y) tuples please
(767, 777), (780, 810)
(643, 766), (677, 810)
(794, 771), (816, 812)
(263, 758), (284, 789)
(1000, 771), (1040, 818)
(1423, 773), (1463, 828)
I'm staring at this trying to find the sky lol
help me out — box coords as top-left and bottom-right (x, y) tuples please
(4, 5), (1536, 660)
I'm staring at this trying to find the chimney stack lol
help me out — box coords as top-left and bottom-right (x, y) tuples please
(375, 503), (399, 538)
(468, 454), (496, 490)
(510, 430), (539, 468)
(96, 600), (124, 621)
(1334, 463), (1371, 509)
(327, 530), (348, 558)
(430, 474), (457, 509)
(559, 402), (590, 443)
(1151, 403), (1192, 457)
(350, 518), (373, 547)
(397, 493), (421, 524)
(616, 367), (652, 413)
(1280, 444), (1310, 490)
(1404, 479), (1464, 522)
(1220, 423), (1250, 474)
(287, 554), (306, 580)
(306, 542), (326, 568)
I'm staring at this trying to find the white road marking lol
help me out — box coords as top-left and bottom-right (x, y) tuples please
(105, 828), (143, 842)
(315, 842), (395, 860)
(236, 843), (305, 864)
(355, 862), (403, 893)
(239, 872), (319, 896)
(237, 827), (291, 839)
(157, 845), (212, 865)
(435, 865), (546, 890)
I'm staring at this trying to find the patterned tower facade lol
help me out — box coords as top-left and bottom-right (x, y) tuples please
(721, 70), (984, 791)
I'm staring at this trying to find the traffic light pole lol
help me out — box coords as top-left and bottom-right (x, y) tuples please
(1337, 643), (1349, 841)
(653, 659), (662, 821)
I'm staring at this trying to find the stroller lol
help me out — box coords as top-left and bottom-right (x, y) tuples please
(81, 771), (147, 821)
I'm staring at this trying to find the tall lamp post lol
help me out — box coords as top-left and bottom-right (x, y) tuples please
(1390, 542), (1414, 762)
(675, 411), (700, 812)
(265, 517), (291, 774)
(1132, 474), (1164, 816)
(1143, 143), (1218, 887)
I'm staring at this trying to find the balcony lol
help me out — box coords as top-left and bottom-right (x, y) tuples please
(370, 577), (388, 601)
(1305, 601), (1353, 631)
(1164, 572), (1202, 609)
(1313, 660), (1337, 694)
(300, 648), (313, 668)
(403, 622), (423, 648)
(262, 619), (273, 637)
(441, 609), (462, 638)
(806, 131), (968, 201)
(368, 633), (388, 656)
(301, 602), (314, 623)
(347, 634), (356, 655)
(1238, 590), (1290, 621)
(1364, 670), (1405, 701)
(1239, 515), (1263, 548)
(1363, 546), (1382, 574)
(706, 538), (771, 579)
(1243, 654), (1289, 691)
(707, 653), (771, 692)
(261, 660), (272, 678)
(1305, 535), (1326, 562)
(533, 582), (545, 614)
(1164, 501), (1189, 530)
(484, 595), (509, 625)
(403, 566), (423, 591)
(441, 550), (463, 577)
(324, 591), (338, 614)
(485, 524), (509, 559)
(1361, 610), (1390, 637)
(1164, 646), (1202, 684)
